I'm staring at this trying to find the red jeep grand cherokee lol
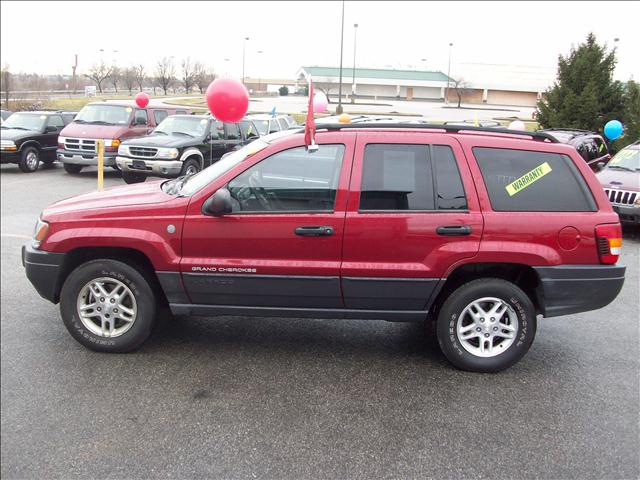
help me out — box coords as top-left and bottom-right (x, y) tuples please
(22, 124), (625, 372)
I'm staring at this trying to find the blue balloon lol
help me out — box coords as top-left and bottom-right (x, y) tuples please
(604, 120), (623, 141)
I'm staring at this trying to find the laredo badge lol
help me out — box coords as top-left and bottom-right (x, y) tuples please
(505, 162), (552, 196)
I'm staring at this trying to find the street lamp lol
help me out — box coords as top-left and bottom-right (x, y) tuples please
(256, 50), (263, 91)
(242, 37), (249, 85)
(351, 23), (358, 103)
(336, 0), (345, 114)
(446, 42), (453, 104)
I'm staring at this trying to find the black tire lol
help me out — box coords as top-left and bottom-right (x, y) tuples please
(122, 170), (147, 184)
(63, 163), (83, 174)
(436, 278), (536, 373)
(111, 163), (121, 172)
(60, 259), (157, 352)
(18, 146), (40, 173)
(41, 157), (56, 167)
(180, 158), (201, 177)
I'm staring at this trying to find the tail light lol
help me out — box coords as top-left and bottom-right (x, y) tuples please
(595, 223), (622, 264)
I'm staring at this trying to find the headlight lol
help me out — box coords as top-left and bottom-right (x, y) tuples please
(157, 148), (179, 159)
(58, 136), (67, 143)
(118, 144), (129, 155)
(0, 140), (17, 151)
(33, 218), (49, 249)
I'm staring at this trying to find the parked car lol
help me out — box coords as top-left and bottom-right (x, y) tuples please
(596, 140), (640, 224)
(57, 101), (190, 175)
(116, 114), (257, 184)
(247, 114), (295, 135)
(1, 111), (76, 172)
(539, 128), (611, 171)
(22, 123), (625, 372)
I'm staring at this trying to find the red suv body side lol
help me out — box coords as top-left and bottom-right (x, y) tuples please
(23, 127), (625, 362)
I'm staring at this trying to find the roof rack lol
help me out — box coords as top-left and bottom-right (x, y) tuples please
(313, 122), (559, 143)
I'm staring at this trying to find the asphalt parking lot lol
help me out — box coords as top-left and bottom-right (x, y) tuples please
(1, 163), (639, 479)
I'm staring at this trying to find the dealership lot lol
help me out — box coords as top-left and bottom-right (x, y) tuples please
(1, 164), (639, 478)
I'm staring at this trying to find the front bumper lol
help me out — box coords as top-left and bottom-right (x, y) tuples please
(534, 264), (625, 318)
(57, 149), (117, 167)
(116, 156), (183, 177)
(612, 205), (640, 224)
(0, 150), (20, 164)
(22, 244), (66, 304)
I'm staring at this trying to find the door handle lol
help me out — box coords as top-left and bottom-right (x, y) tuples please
(436, 225), (472, 236)
(294, 226), (334, 237)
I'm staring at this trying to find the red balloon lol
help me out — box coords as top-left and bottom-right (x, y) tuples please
(135, 92), (149, 108)
(205, 78), (249, 123)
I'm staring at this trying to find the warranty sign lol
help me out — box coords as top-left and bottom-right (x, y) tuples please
(505, 162), (552, 196)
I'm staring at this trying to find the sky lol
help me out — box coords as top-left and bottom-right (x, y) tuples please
(1, 1), (638, 82)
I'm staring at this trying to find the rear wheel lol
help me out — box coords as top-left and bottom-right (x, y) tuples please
(18, 147), (40, 173)
(63, 163), (83, 174)
(60, 259), (157, 352)
(180, 158), (201, 177)
(122, 170), (147, 184)
(436, 278), (536, 373)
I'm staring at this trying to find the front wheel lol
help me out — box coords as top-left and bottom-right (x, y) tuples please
(436, 278), (536, 373)
(59, 259), (157, 352)
(18, 147), (40, 173)
(180, 158), (201, 177)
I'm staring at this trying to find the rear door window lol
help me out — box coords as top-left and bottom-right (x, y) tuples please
(433, 145), (467, 210)
(224, 123), (240, 140)
(47, 115), (65, 128)
(473, 147), (596, 212)
(277, 118), (288, 130)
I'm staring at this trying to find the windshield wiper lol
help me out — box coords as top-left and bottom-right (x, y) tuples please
(607, 165), (634, 172)
(172, 131), (195, 137)
(86, 120), (114, 125)
(5, 126), (29, 130)
(73, 119), (86, 124)
(153, 131), (168, 135)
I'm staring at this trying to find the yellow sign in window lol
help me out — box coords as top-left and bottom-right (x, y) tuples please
(505, 162), (552, 196)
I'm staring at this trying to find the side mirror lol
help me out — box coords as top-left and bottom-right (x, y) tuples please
(45, 125), (57, 133)
(202, 188), (232, 217)
(596, 161), (605, 171)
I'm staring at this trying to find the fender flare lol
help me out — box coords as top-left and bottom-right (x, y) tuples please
(180, 148), (204, 169)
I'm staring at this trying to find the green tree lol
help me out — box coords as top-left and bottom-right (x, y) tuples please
(617, 80), (640, 148)
(536, 33), (625, 134)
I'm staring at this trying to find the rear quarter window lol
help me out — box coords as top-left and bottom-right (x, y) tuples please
(473, 147), (596, 212)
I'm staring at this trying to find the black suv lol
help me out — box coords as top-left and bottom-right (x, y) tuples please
(116, 115), (261, 184)
(1, 111), (76, 172)
(539, 128), (611, 171)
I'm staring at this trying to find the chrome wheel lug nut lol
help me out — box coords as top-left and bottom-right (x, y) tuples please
(480, 318), (485, 322)
(490, 317), (495, 322)
(493, 326), (498, 331)
(100, 297), (105, 302)
(113, 308), (118, 313)
(484, 333), (490, 338)
(97, 307), (102, 312)
(476, 327), (481, 332)
(110, 298), (115, 304)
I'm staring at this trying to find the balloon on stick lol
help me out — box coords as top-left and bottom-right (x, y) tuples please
(205, 78), (249, 122)
(508, 120), (526, 130)
(313, 92), (328, 113)
(604, 120), (623, 140)
(135, 92), (149, 108)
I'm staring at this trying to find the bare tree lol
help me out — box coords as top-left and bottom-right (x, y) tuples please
(85, 61), (113, 94)
(452, 78), (473, 108)
(134, 64), (146, 91)
(109, 66), (121, 93)
(1, 64), (10, 108)
(155, 57), (175, 96)
(122, 67), (137, 95)
(181, 57), (197, 94)
(193, 62), (216, 94)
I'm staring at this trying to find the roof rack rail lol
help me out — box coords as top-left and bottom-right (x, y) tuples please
(315, 122), (559, 143)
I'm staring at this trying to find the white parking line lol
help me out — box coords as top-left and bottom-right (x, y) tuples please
(1, 233), (31, 240)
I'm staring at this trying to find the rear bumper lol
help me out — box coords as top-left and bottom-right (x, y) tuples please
(57, 149), (117, 167)
(612, 205), (640, 224)
(534, 264), (625, 318)
(116, 156), (183, 177)
(22, 244), (66, 304)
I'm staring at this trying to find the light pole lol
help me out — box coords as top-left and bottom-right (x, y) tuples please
(446, 42), (453, 104)
(336, 0), (345, 114)
(351, 23), (358, 103)
(242, 37), (249, 85)
(256, 50), (263, 91)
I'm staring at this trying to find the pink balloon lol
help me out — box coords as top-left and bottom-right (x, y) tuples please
(206, 78), (249, 123)
(313, 92), (328, 113)
(135, 92), (149, 108)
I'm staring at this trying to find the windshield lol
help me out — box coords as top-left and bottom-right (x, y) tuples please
(178, 139), (269, 196)
(2, 113), (46, 131)
(606, 146), (640, 171)
(74, 104), (132, 125)
(254, 119), (270, 136)
(155, 116), (208, 137)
